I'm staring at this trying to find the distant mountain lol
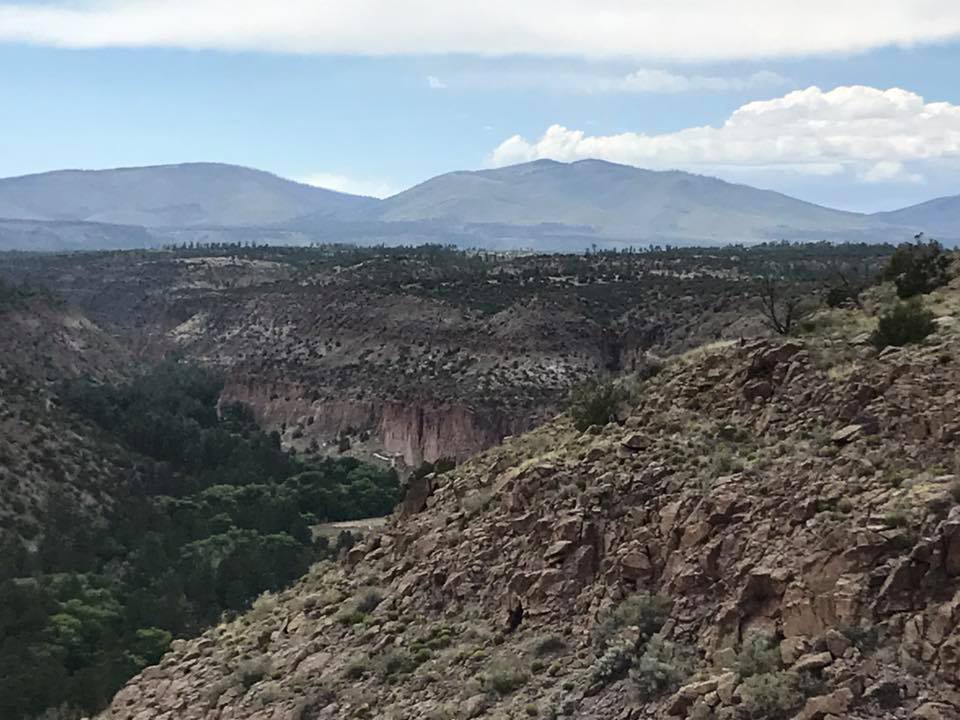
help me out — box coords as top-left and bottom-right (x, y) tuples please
(0, 163), (376, 228)
(872, 194), (960, 241)
(372, 159), (894, 244)
(0, 158), (951, 252)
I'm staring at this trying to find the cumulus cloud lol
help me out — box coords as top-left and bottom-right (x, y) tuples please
(1, 1), (960, 59)
(426, 75), (447, 90)
(490, 86), (960, 184)
(299, 173), (398, 198)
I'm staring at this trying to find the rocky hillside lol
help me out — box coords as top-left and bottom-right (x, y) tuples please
(97, 266), (960, 720)
(1, 243), (889, 468)
(0, 286), (134, 549)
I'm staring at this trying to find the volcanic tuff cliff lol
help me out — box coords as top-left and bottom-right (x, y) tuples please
(97, 269), (960, 720)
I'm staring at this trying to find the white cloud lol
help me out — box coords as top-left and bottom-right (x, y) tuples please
(616, 69), (787, 93)
(1, 1), (960, 59)
(860, 161), (925, 184)
(427, 75), (447, 90)
(449, 68), (788, 94)
(298, 173), (398, 198)
(490, 85), (960, 184)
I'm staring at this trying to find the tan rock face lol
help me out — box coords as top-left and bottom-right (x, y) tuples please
(223, 382), (530, 465)
(98, 330), (960, 720)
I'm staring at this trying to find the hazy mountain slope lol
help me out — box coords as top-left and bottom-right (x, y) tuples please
(874, 194), (960, 240)
(0, 158), (940, 251)
(0, 163), (376, 228)
(374, 159), (892, 243)
(0, 218), (158, 251)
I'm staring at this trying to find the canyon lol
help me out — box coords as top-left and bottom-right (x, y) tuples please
(4, 243), (858, 468)
(95, 255), (960, 720)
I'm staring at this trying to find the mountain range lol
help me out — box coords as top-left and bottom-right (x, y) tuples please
(0, 159), (956, 251)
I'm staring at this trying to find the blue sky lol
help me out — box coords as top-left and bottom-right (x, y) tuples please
(2, 1), (960, 212)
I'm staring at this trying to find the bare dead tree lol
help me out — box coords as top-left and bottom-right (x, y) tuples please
(757, 276), (803, 336)
(823, 257), (874, 309)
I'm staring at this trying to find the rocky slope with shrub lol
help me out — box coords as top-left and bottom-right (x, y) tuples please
(0, 284), (135, 551)
(1, 243), (889, 467)
(96, 260), (960, 720)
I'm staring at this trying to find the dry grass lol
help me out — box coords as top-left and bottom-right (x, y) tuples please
(671, 340), (736, 368)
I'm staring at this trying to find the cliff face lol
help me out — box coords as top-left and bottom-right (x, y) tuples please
(223, 378), (535, 465)
(98, 274), (960, 720)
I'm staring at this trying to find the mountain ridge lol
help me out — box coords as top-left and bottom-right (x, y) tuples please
(0, 159), (956, 251)
(0, 162), (376, 229)
(873, 193), (960, 239)
(372, 159), (885, 241)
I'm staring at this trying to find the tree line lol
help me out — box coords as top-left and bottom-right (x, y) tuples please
(1, 361), (401, 719)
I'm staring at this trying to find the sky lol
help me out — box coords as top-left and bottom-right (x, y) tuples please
(1, 1), (960, 212)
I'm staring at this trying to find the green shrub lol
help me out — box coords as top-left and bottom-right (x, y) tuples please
(376, 649), (416, 678)
(355, 589), (383, 614)
(484, 660), (527, 696)
(870, 299), (936, 349)
(569, 377), (623, 432)
(336, 609), (367, 626)
(235, 656), (272, 689)
(533, 634), (568, 657)
(735, 633), (782, 678)
(881, 237), (952, 299)
(592, 594), (671, 656)
(591, 637), (636, 686)
(343, 659), (370, 680)
(824, 284), (856, 309)
(738, 671), (805, 719)
(630, 637), (690, 701)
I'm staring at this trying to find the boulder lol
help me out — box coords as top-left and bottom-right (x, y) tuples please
(399, 472), (434, 515)
(912, 703), (960, 720)
(791, 651), (834, 673)
(459, 694), (489, 719)
(544, 540), (574, 562)
(743, 380), (773, 402)
(824, 629), (852, 658)
(780, 636), (810, 665)
(794, 688), (854, 720)
(715, 672), (738, 704)
(666, 678), (719, 715)
(831, 424), (862, 444)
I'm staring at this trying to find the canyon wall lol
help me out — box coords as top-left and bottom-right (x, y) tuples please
(223, 377), (536, 466)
